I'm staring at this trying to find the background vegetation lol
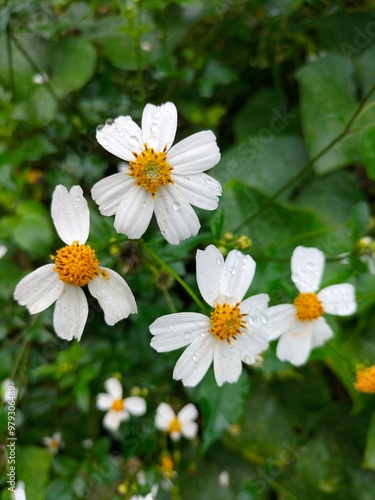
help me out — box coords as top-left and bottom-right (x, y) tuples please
(1, 0), (375, 498)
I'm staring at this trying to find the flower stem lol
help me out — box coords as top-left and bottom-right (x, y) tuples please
(234, 80), (375, 233)
(143, 244), (209, 314)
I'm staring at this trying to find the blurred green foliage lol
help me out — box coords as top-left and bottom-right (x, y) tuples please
(1, 0), (375, 499)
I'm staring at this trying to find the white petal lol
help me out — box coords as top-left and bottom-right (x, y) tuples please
(96, 115), (143, 161)
(265, 304), (296, 341)
(154, 186), (200, 245)
(103, 409), (128, 431)
(51, 185), (90, 245)
(88, 268), (137, 325)
(240, 294), (269, 327)
(276, 321), (313, 366)
(237, 329), (269, 363)
(291, 246), (325, 293)
(167, 131), (221, 174)
(141, 102), (177, 151)
(105, 378), (123, 399)
(318, 284), (357, 316)
(177, 403), (198, 424)
(310, 317), (334, 349)
(113, 185), (154, 238)
(219, 250), (256, 304)
(173, 173), (222, 210)
(14, 265), (63, 314)
(181, 420), (198, 440)
(96, 393), (114, 411)
(53, 285), (88, 341)
(155, 402), (175, 430)
(150, 312), (210, 352)
(91, 172), (135, 216)
(196, 245), (224, 306)
(173, 336), (216, 387)
(125, 397), (146, 416)
(170, 431), (182, 441)
(213, 341), (242, 386)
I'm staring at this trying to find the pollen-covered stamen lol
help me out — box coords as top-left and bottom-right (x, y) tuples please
(209, 302), (248, 345)
(294, 292), (324, 321)
(128, 143), (174, 197)
(51, 241), (100, 286)
(168, 417), (182, 434)
(111, 398), (125, 412)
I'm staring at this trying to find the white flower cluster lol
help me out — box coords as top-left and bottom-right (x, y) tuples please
(14, 101), (357, 389)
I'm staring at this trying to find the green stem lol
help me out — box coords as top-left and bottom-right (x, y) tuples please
(143, 244), (209, 314)
(234, 80), (375, 233)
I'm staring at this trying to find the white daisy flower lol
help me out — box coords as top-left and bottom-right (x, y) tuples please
(150, 245), (270, 386)
(91, 102), (222, 245)
(155, 402), (198, 441)
(96, 377), (146, 432)
(267, 246), (357, 366)
(42, 432), (63, 455)
(14, 185), (137, 341)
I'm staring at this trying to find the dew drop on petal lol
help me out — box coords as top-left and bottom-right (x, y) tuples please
(204, 178), (212, 185)
(172, 201), (180, 210)
(105, 119), (114, 126)
(129, 135), (139, 147)
(216, 257), (222, 265)
(192, 355), (197, 361)
(229, 266), (237, 275)
(183, 331), (191, 339)
(96, 125), (104, 133)
(141, 202), (147, 208)
(150, 122), (158, 133)
(184, 177), (190, 183)
(207, 290), (214, 298)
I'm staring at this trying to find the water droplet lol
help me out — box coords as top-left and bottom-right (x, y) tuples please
(226, 291), (232, 297)
(305, 261), (315, 270)
(204, 178), (212, 185)
(141, 202), (147, 208)
(243, 355), (252, 364)
(184, 177), (190, 183)
(216, 257), (222, 265)
(96, 125), (104, 133)
(172, 201), (180, 210)
(216, 357), (222, 364)
(241, 264), (246, 271)
(152, 111), (161, 119)
(105, 119), (114, 126)
(229, 266), (237, 275)
(183, 331), (191, 339)
(169, 324), (176, 332)
(150, 122), (158, 133)
(192, 355), (197, 361)
(207, 290), (214, 298)
(74, 195), (81, 203)
(129, 135), (139, 147)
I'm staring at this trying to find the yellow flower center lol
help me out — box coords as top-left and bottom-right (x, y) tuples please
(168, 417), (182, 434)
(111, 398), (125, 412)
(51, 241), (101, 286)
(293, 293), (324, 321)
(49, 439), (59, 450)
(128, 144), (174, 197)
(354, 366), (375, 394)
(209, 302), (248, 345)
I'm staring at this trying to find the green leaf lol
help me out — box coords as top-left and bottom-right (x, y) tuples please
(1, 446), (52, 500)
(188, 370), (250, 453)
(48, 38), (97, 97)
(364, 410), (375, 470)
(296, 53), (358, 174)
(221, 180), (352, 257)
(13, 210), (53, 257)
(214, 135), (307, 201)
